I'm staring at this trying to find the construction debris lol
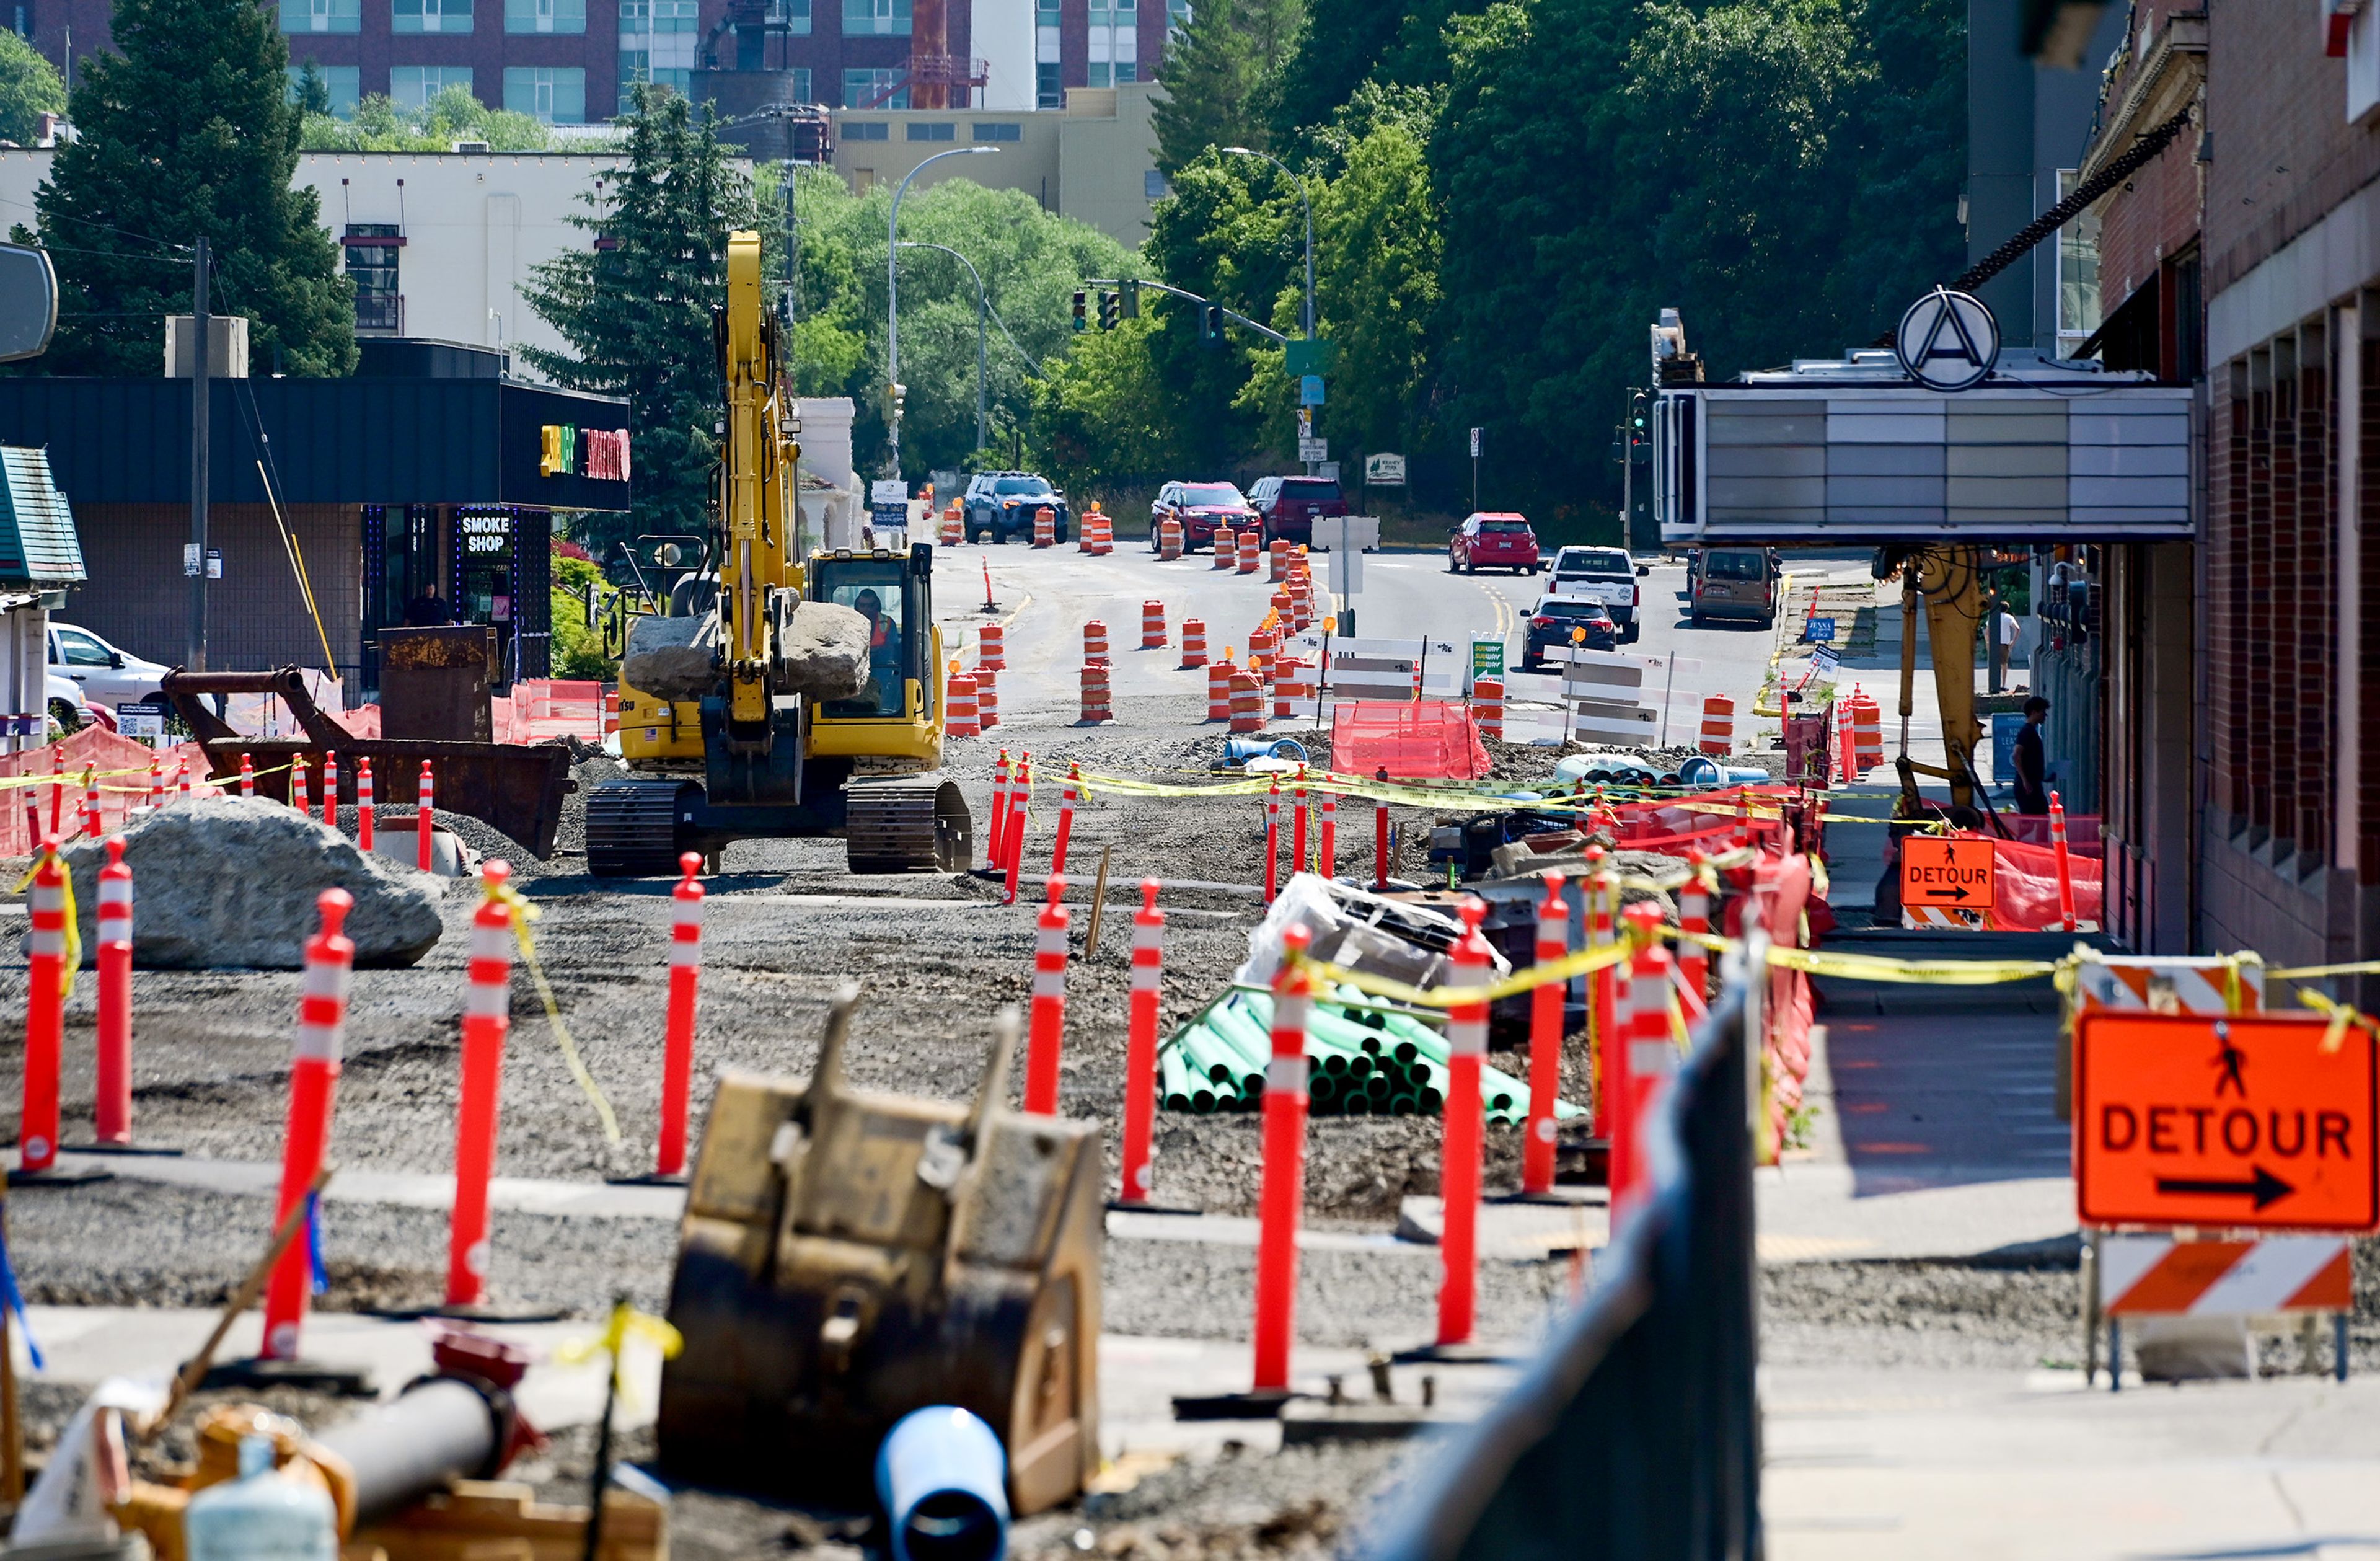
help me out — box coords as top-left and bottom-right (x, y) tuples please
(620, 598), (875, 704)
(58, 798), (445, 970)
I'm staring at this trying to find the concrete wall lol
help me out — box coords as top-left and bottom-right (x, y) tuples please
(1056, 82), (1161, 247)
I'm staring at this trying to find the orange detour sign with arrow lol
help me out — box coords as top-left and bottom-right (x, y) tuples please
(1900, 836), (1994, 909)
(2075, 1012), (2379, 1232)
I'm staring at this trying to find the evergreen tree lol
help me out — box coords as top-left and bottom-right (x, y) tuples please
(522, 86), (764, 546)
(293, 60), (333, 117)
(25, 0), (352, 375)
(0, 29), (65, 147)
(1151, 0), (1307, 175)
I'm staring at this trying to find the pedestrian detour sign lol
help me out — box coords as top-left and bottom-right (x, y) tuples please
(1900, 836), (1994, 908)
(2076, 1013), (2379, 1232)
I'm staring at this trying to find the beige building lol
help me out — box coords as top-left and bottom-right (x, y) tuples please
(833, 82), (1165, 247)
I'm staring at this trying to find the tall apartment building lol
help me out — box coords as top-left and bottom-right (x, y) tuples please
(16, 0), (1183, 125)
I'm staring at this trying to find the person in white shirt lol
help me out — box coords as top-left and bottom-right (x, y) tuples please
(1990, 604), (2019, 694)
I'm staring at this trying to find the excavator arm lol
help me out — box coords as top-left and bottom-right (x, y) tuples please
(1892, 545), (1985, 815)
(718, 230), (801, 732)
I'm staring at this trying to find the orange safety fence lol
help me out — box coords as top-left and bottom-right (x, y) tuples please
(1950, 830), (2104, 931)
(0, 729), (222, 855)
(1330, 699), (1492, 781)
(1992, 811), (2104, 859)
(1751, 852), (1815, 1164)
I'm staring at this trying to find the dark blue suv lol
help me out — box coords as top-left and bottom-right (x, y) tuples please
(963, 472), (1070, 543)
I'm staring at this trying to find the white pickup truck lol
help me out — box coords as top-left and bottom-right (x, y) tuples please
(1545, 546), (1642, 643)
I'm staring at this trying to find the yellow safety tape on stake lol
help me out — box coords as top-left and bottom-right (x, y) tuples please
(2293, 990), (2380, 1054)
(553, 1299), (683, 1404)
(11, 843), (79, 991)
(482, 875), (622, 1144)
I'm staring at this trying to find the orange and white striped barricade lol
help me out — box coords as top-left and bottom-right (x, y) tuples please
(946, 672), (981, 737)
(1079, 665), (1113, 724)
(1272, 658), (1305, 720)
(1023, 877), (1069, 1113)
(1238, 530), (1261, 575)
(1052, 764), (1080, 876)
(1090, 511), (1113, 555)
(1083, 619), (1110, 666)
(1847, 688), (1883, 776)
(1207, 657), (1235, 722)
(240, 753), (255, 798)
(2099, 1234), (2353, 1384)
(1472, 677), (1504, 742)
(446, 863), (519, 1308)
(977, 622), (1007, 671)
(1034, 506), (1057, 547)
(940, 504), (964, 547)
(1434, 900), (1493, 1348)
(1229, 670), (1264, 733)
(1141, 599), (1166, 650)
(2061, 957), (2264, 1120)
(1117, 880), (1166, 1207)
(987, 750), (1013, 870)
(1212, 533), (1235, 570)
(1181, 618), (1209, 669)
(321, 751), (338, 825)
(1698, 695), (1735, 756)
(654, 851), (704, 1180)
(18, 843), (67, 1175)
(1249, 924), (1315, 1393)
(1159, 516), (1184, 560)
(358, 758), (375, 852)
(260, 888), (355, 1361)
(94, 839), (134, 1147)
(1522, 870), (1566, 1195)
(293, 754), (310, 818)
(974, 666), (1000, 729)
(1269, 539), (1290, 583)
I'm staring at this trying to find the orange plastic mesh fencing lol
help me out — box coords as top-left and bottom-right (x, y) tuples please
(1329, 700), (1492, 781)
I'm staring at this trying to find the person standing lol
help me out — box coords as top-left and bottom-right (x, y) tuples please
(2012, 695), (2050, 815)
(1990, 604), (2019, 695)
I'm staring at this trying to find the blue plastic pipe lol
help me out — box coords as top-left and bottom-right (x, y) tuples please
(876, 1407), (1010, 1561)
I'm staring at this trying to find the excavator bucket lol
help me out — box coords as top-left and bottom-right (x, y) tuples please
(656, 994), (1103, 1515)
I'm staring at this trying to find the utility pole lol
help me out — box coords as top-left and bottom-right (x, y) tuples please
(187, 237), (209, 673)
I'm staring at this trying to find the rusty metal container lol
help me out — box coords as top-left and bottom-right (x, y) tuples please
(379, 626), (501, 743)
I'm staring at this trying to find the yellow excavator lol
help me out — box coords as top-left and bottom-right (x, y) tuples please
(1884, 544), (1990, 818)
(588, 231), (971, 875)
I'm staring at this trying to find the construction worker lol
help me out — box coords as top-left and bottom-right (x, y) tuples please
(851, 588), (902, 714)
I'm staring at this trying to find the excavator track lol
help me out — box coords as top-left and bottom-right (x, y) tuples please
(586, 779), (695, 878)
(845, 776), (971, 873)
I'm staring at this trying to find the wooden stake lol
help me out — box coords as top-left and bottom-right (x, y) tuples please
(1082, 844), (1115, 957)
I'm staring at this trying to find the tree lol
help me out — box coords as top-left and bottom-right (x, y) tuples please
(1267, 0), (1465, 141)
(293, 60), (333, 118)
(303, 84), (557, 152)
(1150, 0), (1307, 175)
(1307, 85), (1441, 460)
(22, 0), (352, 375)
(0, 29), (66, 146)
(523, 85), (764, 546)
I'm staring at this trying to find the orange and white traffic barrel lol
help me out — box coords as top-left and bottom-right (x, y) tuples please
(604, 689), (620, 736)
(1212, 533), (1235, 569)
(974, 666), (1000, 728)
(1083, 619), (1111, 666)
(1270, 588), (1294, 627)
(977, 622), (1007, 671)
(1207, 656), (1234, 722)
(1080, 664), (1113, 724)
(260, 887), (354, 1361)
(1229, 670), (1264, 733)
(1238, 530), (1261, 575)
(1698, 695), (1735, 756)
(946, 672), (981, 737)
(1141, 599), (1166, 650)
(1848, 688), (1883, 777)
(1034, 506), (1056, 547)
(1181, 617), (1209, 669)
(1473, 677), (1505, 742)
(1159, 517), (1184, 560)
(940, 504), (964, 547)
(1269, 539), (1290, 582)
(1089, 511), (1114, 555)
(1272, 659), (1301, 720)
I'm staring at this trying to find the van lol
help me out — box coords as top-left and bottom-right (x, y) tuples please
(1688, 548), (1778, 626)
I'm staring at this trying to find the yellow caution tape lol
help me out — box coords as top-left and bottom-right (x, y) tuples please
(2260, 957), (2380, 982)
(11, 843), (79, 991)
(1766, 945), (2063, 984)
(1298, 939), (1634, 1010)
(2293, 990), (2379, 1054)
(553, 1298), (683, 1404)
(483, 873), (622, 1144)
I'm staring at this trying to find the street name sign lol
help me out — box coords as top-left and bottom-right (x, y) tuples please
(1900, 836), (1994, 906)
(2075, 1012), (2379, 1232)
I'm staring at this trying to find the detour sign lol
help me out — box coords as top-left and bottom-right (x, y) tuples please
(1900, 836), (1994, 907)
(2076, 1013), (2379, 1232)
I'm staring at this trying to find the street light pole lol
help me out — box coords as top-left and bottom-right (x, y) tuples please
(887, 144), (998, 482)
(896, 241), (989, 452)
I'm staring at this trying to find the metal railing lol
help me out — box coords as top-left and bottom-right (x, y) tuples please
(1364, 945), (1764, 1561)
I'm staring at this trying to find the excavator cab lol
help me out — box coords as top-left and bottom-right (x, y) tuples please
(808, 544), (943, 771)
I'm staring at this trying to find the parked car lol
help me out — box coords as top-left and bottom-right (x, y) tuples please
(1245, 475), (1347, 546)
(961, 472), (1070, 544)
(1548, 545), (1642, 642)
(1688, 546), (1779, 626)
(49, 622), (170, 713)
(43, 673), (105, 733)
(1448, 513), (1541, 575)
(1149, 481), (1257, 552)
(1522, 596), (1618, 667)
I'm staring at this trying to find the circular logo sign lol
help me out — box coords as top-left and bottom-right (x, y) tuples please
(1893, 288), (2001, 391)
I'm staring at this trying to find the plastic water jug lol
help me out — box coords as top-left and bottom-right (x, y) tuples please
(184, 1434), (338, 1561)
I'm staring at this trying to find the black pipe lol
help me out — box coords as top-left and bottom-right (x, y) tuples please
(314, 1378), (506, 1526)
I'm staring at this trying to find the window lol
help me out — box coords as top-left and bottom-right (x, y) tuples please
(505, 66), (586, 121)
(505, 0), (583, 30)
(288, 63), (361, 115)
(344, 223), (402, 333)
(906, 120), (953, 141)
(1114, 60), (1135, 82)
(280, 0), (359, 33)
(1086, 62), (1109, 87)
(842, 118), (889, 139)
(1168, 0), (1189, 25)
(1143, 168), (1165, 200)
(54, 630), (112, 668)
(843, 67), (905, 107)
(619, 0), (697, 109)
(1036, 61), (1060, 108)
(790, 66), (813, 100)
(1034, 0), (1056, 20)
(2054, 168), (2101, 358)
(389, 64), (474, 105)
(842, 0), (909, 35)
(392, 0), (471, 31)
(765, 0), (811, 31)
(972, 121), (1020, 141)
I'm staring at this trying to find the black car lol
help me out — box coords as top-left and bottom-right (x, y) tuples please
(1522, 596), (1618, 668)
(962, 472), (1070, 543)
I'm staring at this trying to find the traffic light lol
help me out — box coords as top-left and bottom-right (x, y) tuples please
(1121, 278), (1140, 319)
(1204, 303), (1225, 346)
(1196, 302), (1214, 343)
(1628, 389), (1651, 454)
(1071, 290), (1086, 333)
(1100, 290), (1121, 330)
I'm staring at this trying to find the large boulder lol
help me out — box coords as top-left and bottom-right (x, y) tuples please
(58, 798), (447, 969)
(621, 612), (720, 703)
(776, 599), (871, 701)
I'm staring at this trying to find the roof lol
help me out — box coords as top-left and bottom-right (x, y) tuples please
(0, 446), (86, 588)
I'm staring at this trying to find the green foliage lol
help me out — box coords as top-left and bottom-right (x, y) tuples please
(20, 0), (353, 376)
(1305, 84), (1440, 458)
(1269, 0), (1463, 141)
(1150, 0), (1307, 175)
(522, 86), (763, 549)
(549, 554), (612, 676)
(301, 85), (555, 151)
(292, 60), (332, 117)
(0, 29), (66, 146)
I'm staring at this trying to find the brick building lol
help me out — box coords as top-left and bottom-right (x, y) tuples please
(17, 0), (1180, 125)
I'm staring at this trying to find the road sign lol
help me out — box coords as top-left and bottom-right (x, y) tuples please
(871, 479), (909, 505)
(1470, 427), (1483, 458)
(2076, 1012), (2379, 1232)
(1365, 453), (1406, 485)
(1299, 375), (1326, 407)
(1283, 338), (1336, 376)
(1900, 836), (1994, 908)
(1470, 637), (1503, 688)
(1298, 438), (1328, 462)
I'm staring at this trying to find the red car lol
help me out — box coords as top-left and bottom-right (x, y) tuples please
(1149, 480), (1257, 552)
(1448, 512), (1541, 574)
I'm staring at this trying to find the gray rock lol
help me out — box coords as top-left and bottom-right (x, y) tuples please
(60, 797), (447, 970)
(775, 598), (870, 701)
(620, 612), (718, 703)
